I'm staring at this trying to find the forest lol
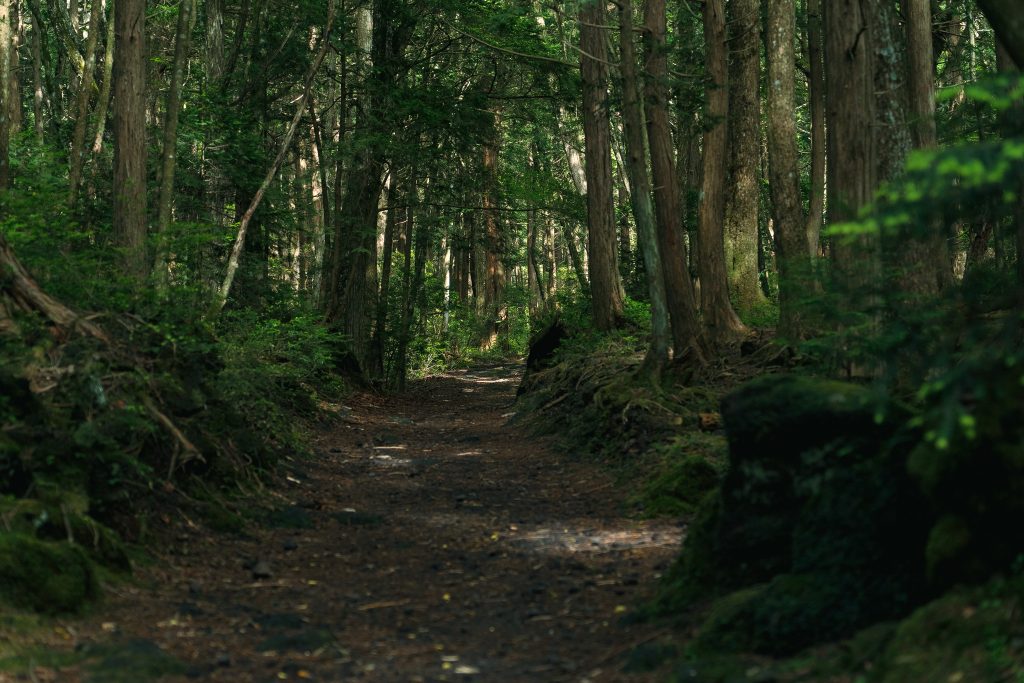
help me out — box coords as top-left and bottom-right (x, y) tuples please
(1, 0), (1024, 679)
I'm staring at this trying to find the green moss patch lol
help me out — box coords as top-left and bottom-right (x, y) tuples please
(0, 533), (98, 614)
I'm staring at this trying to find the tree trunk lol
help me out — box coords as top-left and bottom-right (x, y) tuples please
(697, 0), (746, 344)
(579, 0), (624, 332)
(29, 0), (43, 139)
(765, 0), (808, 339)
(805, 0), (825, 256)
(67, 0), (103, 203)
(205, 0), (224, 85)
(0, 0), (11, 189)
(90, 0), (114, 158)
(644, 0), (704, 362)
(153, 0), (195, 283)
(723, 0), (765, 315)
(112, 0), (147, 277)
(617, 0), (669, 378)
(479, 109), (507, 350)
(978, 0), (1024, 68)
(0, 233), (107, 341)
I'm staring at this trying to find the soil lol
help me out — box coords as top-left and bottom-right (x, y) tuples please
(7, 366), (684, 682)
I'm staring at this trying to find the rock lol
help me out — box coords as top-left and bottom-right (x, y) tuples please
(283, 538), (299, 552)
(215, 653), (231, 668)
(660, 375), (929, 655)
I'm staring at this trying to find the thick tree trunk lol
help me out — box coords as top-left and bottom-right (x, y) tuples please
(697, 0), (746, 344)
(579, 0), (624, 332)
(723, 0), (765, 315)
(153, 0), (195, 283)
(766, 0), (808, 339)
(978, 0), (1024, 68)
(644, 0), (704, 362)
(205, 0), (224, 85)
(112, 0), (147, 277)
(617, 0), (669, 377)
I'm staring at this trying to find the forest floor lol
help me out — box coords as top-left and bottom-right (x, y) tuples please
(7, 365), (685, 683)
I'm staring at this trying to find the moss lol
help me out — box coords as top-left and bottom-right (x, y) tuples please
(200, 501), (247, 534)
(637, 444), (726, 517)
(876, 577), (1024, 682)
(0, 533), (98, 614)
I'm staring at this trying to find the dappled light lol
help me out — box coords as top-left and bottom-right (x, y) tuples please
(1, 0), (1023, 680)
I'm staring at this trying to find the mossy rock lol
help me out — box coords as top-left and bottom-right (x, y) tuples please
(0, 533), (98, 613)
(0, 497), (131, 571)
(660, 375), (927, 653)
(875, 577), (1024, 682)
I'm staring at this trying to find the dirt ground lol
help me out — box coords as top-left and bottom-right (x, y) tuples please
(9, 366), (684, 682)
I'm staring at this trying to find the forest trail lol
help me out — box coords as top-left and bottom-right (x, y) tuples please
(32, 366), (684, 682)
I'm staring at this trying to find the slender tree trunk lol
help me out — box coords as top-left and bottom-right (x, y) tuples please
(112, 0), (147, 277)
(544, 212), (556, 299)
(565, 224), (589, 293)
(697, 0), (746, 344)
(618, 0), (669, 378)
(153, 0), (195, 283)
(370, 173), (397, 378)
(805, 0), (825, 256)
(0, 0), (11, 189)
(723, 0), (765, 315)
(8, 0), (19, 134)
(644, 0), (705, 361)
(29, 0), (43, 139)
(766, 0), (808, 339)
(479, 110), (507, 350)
(67, 0), (103, 203)
(579, 0), (624, 332)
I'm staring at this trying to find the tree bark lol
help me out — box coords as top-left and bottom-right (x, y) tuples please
(978, 0), (1024, 68)
(644, 0), (704, 362)
(0, 0), (11, 189)
(723, 0), (765, 315)
(153, 0), (195, 283)
(479, 109), (507, 350)
(697, 0), (746, 344)
(617, 0), (669, 377)
(766, 0), (808, 339)
(67, 0), (103, 203)
(579, 0), (624, 332)
(805, 0), (825, 256)
(112, 0), (147, 277)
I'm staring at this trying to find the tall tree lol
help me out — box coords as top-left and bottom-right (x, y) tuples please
(617, 0), (669, 377)
(978, 0), (1024, 67)
(112, 0), (147, 276)
(0, 0), (11, 189)
(67, 0), (104, 203)
(153, 0), (195, 282)
(644, 0), (704, 362)
(697, 0), (746, 344)
(805, 0), (825, 255)
(765, 0), (808, 338)
(723, 0), (764, 315)
(579, 0), (624, 332)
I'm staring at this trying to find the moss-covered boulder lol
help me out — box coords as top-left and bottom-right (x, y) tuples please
(907, 363), (1024, 590)
(663, 374), (930, 655)
(0, 533), (98, 613)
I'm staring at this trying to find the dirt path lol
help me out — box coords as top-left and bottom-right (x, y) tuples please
(22, 366), (684, 682)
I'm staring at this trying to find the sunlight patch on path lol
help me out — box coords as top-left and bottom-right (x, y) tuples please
(510, 523), (685, 556)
